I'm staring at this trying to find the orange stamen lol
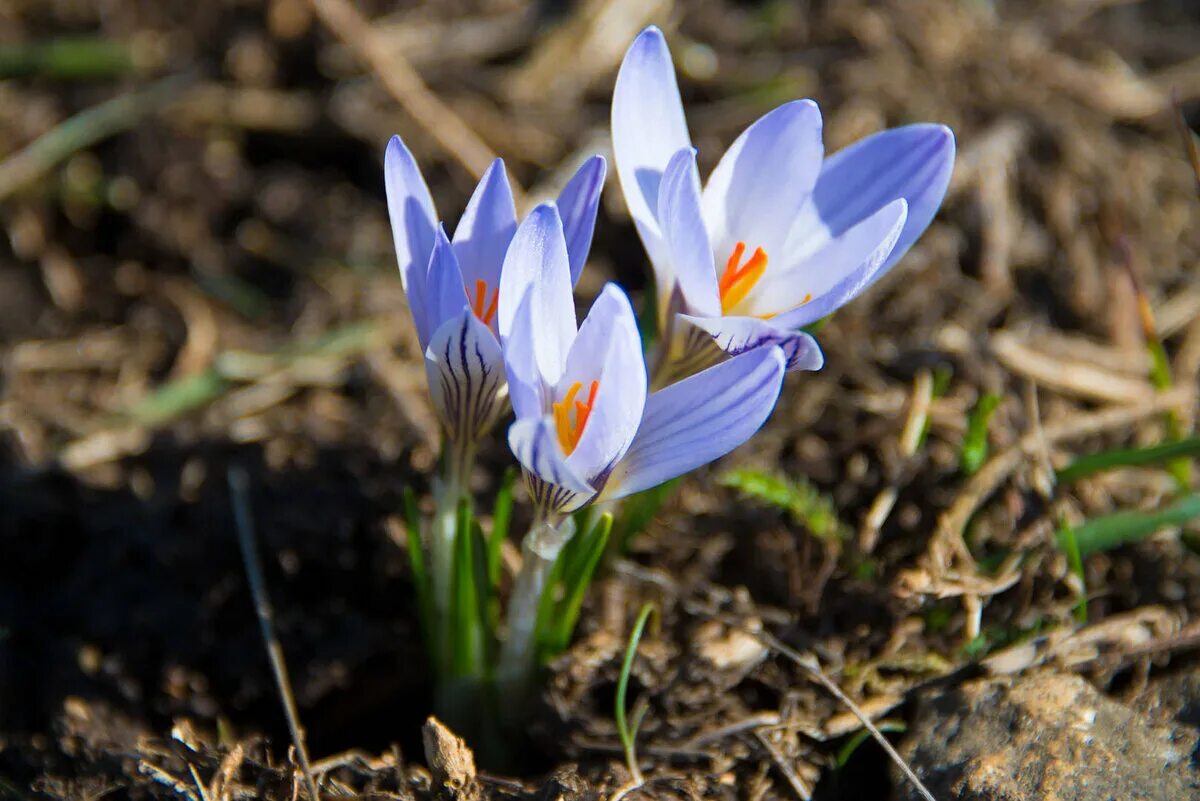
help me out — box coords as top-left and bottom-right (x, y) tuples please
(718, 241), (769, 314)
(469, 278), (500, 326)
(552, 379), (600, 454)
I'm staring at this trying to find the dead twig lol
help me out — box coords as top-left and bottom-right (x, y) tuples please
(228, 467), (321, 801)
(307, 0), (524, 207)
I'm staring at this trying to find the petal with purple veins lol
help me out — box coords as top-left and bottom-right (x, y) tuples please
(425, 308), (506, 445)
(678, 314), (823, 372)
(658, 148), (720, 317)
(601, 346), (786, 500)
(508, 417), (597, 514)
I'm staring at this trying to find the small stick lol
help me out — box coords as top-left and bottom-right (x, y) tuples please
(228, 467), (321, 801)
(1174, 90), (1200, 195)
(307, 0), (525, 208)
(754, 630), (937, 801)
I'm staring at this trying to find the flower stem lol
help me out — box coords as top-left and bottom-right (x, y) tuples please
(430, 435), (476, 670)
(497, 515), (575, 712)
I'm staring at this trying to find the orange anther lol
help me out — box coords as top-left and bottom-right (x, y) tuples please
(469, 278), (500, 326)
(718, 241), (769, 314)
(552, 379), (600, 454)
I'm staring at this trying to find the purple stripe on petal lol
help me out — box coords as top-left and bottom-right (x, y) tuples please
(508, 417), (596, 514)
(424, 308), (506, 445)
(557, 155), (607, 286)
(678, 314), (823, 372)
(452, 158), (517, 292)
(799, 124), (954, 272)
(601, 346), (786, 500)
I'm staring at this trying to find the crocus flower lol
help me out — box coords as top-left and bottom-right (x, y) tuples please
(384, 136), (606, 447)
(500, 204), (787, 516)
(612, 27), (956, 377)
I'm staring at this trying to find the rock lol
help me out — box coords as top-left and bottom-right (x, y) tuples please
(898, 671), (1199, 801)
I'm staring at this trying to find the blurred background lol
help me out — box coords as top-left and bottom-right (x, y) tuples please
(2, 1), (1200, 799)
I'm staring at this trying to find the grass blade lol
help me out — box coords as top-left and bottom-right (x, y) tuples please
(720, 469), (849, 542)
(1056, 494), (1200, 557)
(1056, 516), (1088, 623)
(548, 514), (613, 654)
(487, 468), (515, 586)
(449, 499), (482, 678)
(1055, 436), (1200, 485)
(401, 486), (434, 652)
(616, 603), (655, 786)
(960, 393), (1002, 475)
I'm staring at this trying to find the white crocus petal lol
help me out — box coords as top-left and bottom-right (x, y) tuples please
(504, 288), (551, 420)
(508, 417), (597, 514)
(658, 148), (720, 317)
(700, 100), (823, 262)
(497, 204), (576, 386)
(384, 135), (438, 346)
(612, 25), (692, 299)
(558, 285), (647, 483)
(452, 158), (517, 293)
(793, 124), (955, 274)
(424, 226), (470, 339)
(751, 198), (907, 329)
(425, 308), (506, 445)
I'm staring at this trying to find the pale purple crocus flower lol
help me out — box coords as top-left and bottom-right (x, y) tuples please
(385, 136), (605, 627)
(496, 203), (787, 687)
(500, 204), (788, 518)
(612, 26), (956, 379)
(384, 135), (606, 454)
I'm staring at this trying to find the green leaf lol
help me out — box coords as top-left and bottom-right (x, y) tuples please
(959, 393), (1002, 475)
(487, 468), (516, 586)
(720, 468), (849, 541)
(448, 499), (482, 678)
(469, 517), (496, 668)
(1056, 516), (1088, 623)
(1055, 436), (1200, 485)
(548, 514), (613, 654)
(616, 603), (655, 782)
(401, 486), (433, 648)
(1056, 494), (1200, 557)
(835, 720), (907, 768)
(611, 479), (679, 554)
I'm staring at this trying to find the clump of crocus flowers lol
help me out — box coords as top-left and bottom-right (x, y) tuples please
(386, 26), (955, 728)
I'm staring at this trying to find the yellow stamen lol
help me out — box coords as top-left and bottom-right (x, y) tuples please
(552, 380), (600, 454)
(718, 241), (769, 314)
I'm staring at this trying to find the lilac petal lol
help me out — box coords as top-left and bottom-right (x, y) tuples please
(601, 346), (786, 500)
(497, 203), (576, 386)
(678, 314), (823, 372)
(612, 26), (692, 297)
(700, 100), (823, 263)
(559, 284), (647, 483)
(424, 226), (469, 344)
(556, 155), (607, 286)
(503, 287), (550, 420)
(385, 135), (438, 345)
(424, 308), (506, 445)
(763, 198), (907, 329)
(658, 148), (720, 317)
(789, 124), (955, 273)
(452, 158), (517, 293)
(508, 417), (596, 514)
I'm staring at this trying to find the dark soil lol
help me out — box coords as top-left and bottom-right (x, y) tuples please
(2, 1), (1200, 799)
